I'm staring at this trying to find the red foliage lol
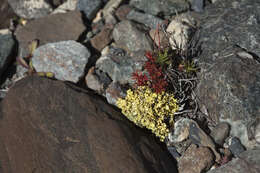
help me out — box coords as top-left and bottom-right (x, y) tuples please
(132, 51), (168, 93)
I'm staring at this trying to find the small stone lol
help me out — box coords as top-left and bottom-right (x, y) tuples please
(210, 122), (230, 146)
(105, 82), (126, 106)
(90, 25), (113, 51)
(178, 144), (215, 173)
(102, 0), (123, 17)
(168, 118), (191, 143)
(8, 0), (53, 19)
(77, 0), (102, 20)
(32, 40), (90, 83)
(113, 20), (153, 52)
(167, 146), (181, 159)
(166, 14), (196, 50)
(115, 5), (132, 21)
(95, 52), (139, 85)
(228, 137), (246, 157)
(85, 67), (104, 93)
(126, 9), (163, 29)
(0, 29), (15, 77)
(0, 0), (17, 29)
(189, 120), (221, 161)
(52, 0), (78, 14)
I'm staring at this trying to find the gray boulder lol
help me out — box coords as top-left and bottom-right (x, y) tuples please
(32, 40), (90, 83)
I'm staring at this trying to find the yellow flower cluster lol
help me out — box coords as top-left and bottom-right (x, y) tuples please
(116, 86), (179, 141)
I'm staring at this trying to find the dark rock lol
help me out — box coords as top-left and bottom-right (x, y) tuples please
(129, 0), (189, 16)
(77, 0), (102, 20)
(32, 40), (90, 83)
(210, 122), (230, 146)
(95, 50), (141, 85)
(207, 148), (260, 173)
(196, 0), (260, 149)
(45, 0), (67, 8)
(0, 0), (17, 29)
(90, 25), (113, 51)
(0, 76), (178, 173)
(115, 4), (132, 21)
(15, 11), (86, 58)
(167, 146), (181, 159)
(228, 137), (246, 157)
(178, 144), (215, 173)
(0, 29), (15, 77)
(8, 0), (53, 19)
(126, 9), (164, 29)
(113, 20), (153, 52)
(189, 0), (204, 12)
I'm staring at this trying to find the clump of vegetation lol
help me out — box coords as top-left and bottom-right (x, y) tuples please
(117, 22), (201, 141)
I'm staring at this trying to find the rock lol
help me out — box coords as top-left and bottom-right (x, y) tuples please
(166, 14), (197, 50)
(115, 4), (132, 21)
(227, 137), (246, 157)
(210, 122), (230, 146)
(85, 66), (112, 94)
(189, 0), (204, 12)
(167, 146), (181, 159)
(105, 82), (126, 106)
(207, 148), (260, 173)
(32, 40), (90, 83)
(90, 25), (113, 51)
(95, 49), (140, 85)
(0, 29), (15, 77)
(168, 118), (191, 143)
(196, 0), (260, 148)
(196, 52), (260, 149)
(126, 9), (164, 29)
(168, 118), (220, 161)
(189, 120), (221, 161)
(52, 0), (78, 14)
(0, 0), (17, 29)
(7, 0), (53, 19)
(113, 20), (153, 52)
(103, 0), (123, 18)
(15, 11), (86, 58)
(0, 76), (178, 173)
(178, 144), (215, 173)
(129, 0), (189, 16)
(77, 0), (102, 20)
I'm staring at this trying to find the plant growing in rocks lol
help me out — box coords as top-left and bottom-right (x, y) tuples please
(117, 22), (201, 141)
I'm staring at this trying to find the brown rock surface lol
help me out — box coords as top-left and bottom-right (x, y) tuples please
(15, 11), (86, 57)
(90, 25), (113, 51)
(0, 76), (177, 173)
(178, 144), (215, 173)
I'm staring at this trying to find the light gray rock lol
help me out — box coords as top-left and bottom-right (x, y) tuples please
(0, 29), (15, 77)
(126, 9), (163, 29)
(113, 20), (153, 52)
(130, 0), (189, 16)
(77, 0), (102, 20)
(8, 0), (53, 19)
(32, 40), (90, 83)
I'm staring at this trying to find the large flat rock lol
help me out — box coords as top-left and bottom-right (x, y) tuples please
(0, 76), (177, 173)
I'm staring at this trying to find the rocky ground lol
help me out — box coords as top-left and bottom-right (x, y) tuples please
(0, 0), (259, 173)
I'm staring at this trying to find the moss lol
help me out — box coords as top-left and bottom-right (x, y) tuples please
(117, 86), (179, 141)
